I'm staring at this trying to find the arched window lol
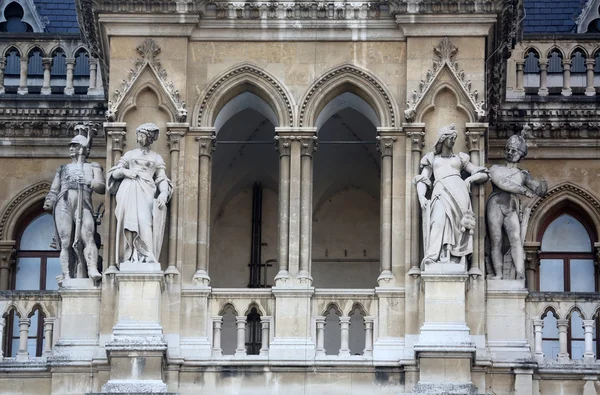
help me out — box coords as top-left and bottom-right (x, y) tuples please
(2, 306), (45, 358)
(568, 310), (586, 360)
(524, 50), (540, 73)
(538, 213), (596, 292)
(594, 50), (600, 73)
(547, 50), (563, 73)
(4, 48), (20, 94)
(73, 49), (90, 94)
(542, 310), (559, 360)
(245, 307), (261, 355)
(12, 213), (60, 291)
(348, 306), (366, 355)
(50, 49), (67, 94)
(220, 306), (237, 355)
(0, 2), (33, 32)
(323, 306), (341, 355)
(571, 50), (586, 73)
(27, 48), (43, 94)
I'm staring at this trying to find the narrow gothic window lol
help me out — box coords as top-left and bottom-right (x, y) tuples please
(538, 213), (596, 292)
(245, 307), (261, 355)
(541, 310), (559, 360)
(0, 2), (33, 32)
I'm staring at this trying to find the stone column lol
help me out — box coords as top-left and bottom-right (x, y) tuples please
(259, 316), (270, 356)
(315, 316), (326, 356)
(339, 316), (351, 357)
(585, 59), (596, 96)
(193, 132), (215, 286)
(235, 316), (247, 357)
(524, 247), (540, 290)
(274, 135), (291, 282)
(0, 317), (4, 361)
(465, 124), (486, 277)
(165, 123), (188, 280)
(515, 59), (525, 93)
(298, 136), (317, 283)
(557, 319), (569, 362)
(533, 319), (544, 361)
(16, 317), (30, 361)
(64, 58), (75, 95)
(43, 317), (55, 357)
(363, 316), (374, 357)
(212, 317), (223, 357)
(514, 369), (533, 395)
(104, 123), (127, 275)
(17, 57), (28, 95)
(538, 59), (549, 97)
(0, 57), (6, 94)
(405, 125), (425, 277)
(583, 319), (596, 363)
(87, 58), (98, 95)
(376, 135), (395, 284)
(561, 60), (572, 96)
(41, 57), (52, 95)
(0, 241), (15, 290)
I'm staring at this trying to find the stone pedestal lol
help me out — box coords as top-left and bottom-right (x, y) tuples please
(414, 263), (476, 394)
(51, 279), (101, 361)
(486, 279), (531, 361)
(268, 287), (315, 361)
(102, 263), (167, 393)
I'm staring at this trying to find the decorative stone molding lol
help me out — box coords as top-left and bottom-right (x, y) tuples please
(576, 0), (600, 33)
(106, 38), (187, 123)
(299, 64), (397, 128)
(196, 63), (294, 128)
(389, 0), (498, 14)
(0, 181), (51, 241)
(0, 0), (47, 32)
(405, 37), (485, 123)
(211, 2), (385, 20)
(493, 120), (600, 140)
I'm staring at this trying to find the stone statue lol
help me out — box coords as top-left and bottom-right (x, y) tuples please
(486, 127), (547, 280)
(108, 123), (172, 266)
(44, 124), (105, 282)
(414, 124), (489, 268)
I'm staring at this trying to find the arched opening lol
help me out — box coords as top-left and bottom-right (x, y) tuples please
(541, 309), (559, 360)
(27, 306), (45, 357)
(220, 305), (237, 355)
(547, 49), (564, 95)
(348, 305), (366, 355)
(0, 2), (33, 32)
(567, 309), (585, 360)
(524, 49), (540, 94)
(4, 47), (21, 94)
(73, 49), (90, 94)
(323, 305), (341, 355)
(312, 92), (380, 288)
(245, 306), (262, 355)
(538, 212), (596, 292)
(12, 212), (60, 291)
(570, 49), (587, 94)
(26, 47), (43, 94)
(2, 307), (20, 358)
(50, 49), (67, 94)
(210, 91), (279, 288)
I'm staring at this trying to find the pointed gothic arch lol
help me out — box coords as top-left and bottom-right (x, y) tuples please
(0, 181), (50, 242)
(194, 63), (295, 128)
(299, 63), (398, 128)
(526, 182), (600, 243)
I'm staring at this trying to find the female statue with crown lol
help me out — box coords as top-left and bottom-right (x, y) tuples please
(414, 124), (489, 268)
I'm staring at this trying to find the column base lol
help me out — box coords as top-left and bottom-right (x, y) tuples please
(192, 269), (210, 287)
(377, 270), (394, 285)
(17, 87), (28, 95)
(561, 88), (572, 96)
(41, 87), (52, 95)
(64, 87), (75, 95)
(297, 270), (313, 285)
(537, 88), (549, 96)
(274, 269), (291, 285)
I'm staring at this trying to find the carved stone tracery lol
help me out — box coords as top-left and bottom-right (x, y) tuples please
(405, 37), (486, 123)
(106, 38), (187, 123)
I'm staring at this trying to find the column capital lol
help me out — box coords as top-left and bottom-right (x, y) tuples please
(0, 240), (16, 268)
(561, 59), (572, 68)
(300, 135), (317, 157)
(585, 59), (596, 69)
(196, 134), (216, 157)
(166, 124), (188, 152)
(212, 316), (223, 324)
(105, 124), (127, 153)
(465, 123), (487, 152)
(533, 319), (544, 327)
(65, 58), (76, 66)
(260, 315), (272, 324)
(582, 319), (595, 329)
(339, 316), (351, 324)
(315, 316), (326, 325)
(89, 57), (99, 66)
(275, 135), (292, 157)
(404, 123), (426, 152)
(43, 317), (55, 326)
(18, 317), (30, 326)
(0, 57), (6, 67)
(557, 319), (569, 329)
(515, 59), (525, 67)
(42, 57), (53, 67)
(364, 316), (375, 323)
(538, 59), (548, 69)
(235, 316), (247, 324)
(376, 135), (396, 157)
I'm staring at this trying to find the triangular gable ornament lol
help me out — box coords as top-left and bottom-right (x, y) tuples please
(404, 37), (486, 122)
(105, 38), (187, 122)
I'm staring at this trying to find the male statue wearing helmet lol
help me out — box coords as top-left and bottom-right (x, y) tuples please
(43, 125), (106, 282)
(486, 125), (547, 281)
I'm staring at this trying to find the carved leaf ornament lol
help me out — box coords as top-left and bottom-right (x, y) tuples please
(106, 38), (187, 122)
(404, 37), (486, 122)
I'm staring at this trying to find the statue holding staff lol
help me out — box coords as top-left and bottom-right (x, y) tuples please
(44, 124), (105, 282)
(107, 123), (172, 266)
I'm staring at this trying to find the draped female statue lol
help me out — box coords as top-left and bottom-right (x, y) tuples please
(108, 123), (172, 266)
(414, 124), (489, 268)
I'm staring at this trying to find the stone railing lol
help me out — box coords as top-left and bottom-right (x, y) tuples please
(0, 291), (60, 362)
(313, 289), (376, 358)
(506, 40), (600, 98)
(526, 292), (599, 365)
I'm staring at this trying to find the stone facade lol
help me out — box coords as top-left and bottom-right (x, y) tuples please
(0, 0), (599, 394)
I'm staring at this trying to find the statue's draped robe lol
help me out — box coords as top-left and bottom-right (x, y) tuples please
(420, 152), (477, 265)
(108, 149), (172, 264)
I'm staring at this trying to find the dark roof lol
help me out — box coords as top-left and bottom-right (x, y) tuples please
(523, 0), (582, 34)
(33, 0), (80, 33)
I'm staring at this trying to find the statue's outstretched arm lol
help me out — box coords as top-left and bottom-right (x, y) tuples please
(490, 167), (533, 197)
(44, 167), (62, 210)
